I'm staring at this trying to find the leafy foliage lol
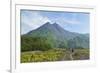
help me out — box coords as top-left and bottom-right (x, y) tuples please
(21, 36), (54, 51)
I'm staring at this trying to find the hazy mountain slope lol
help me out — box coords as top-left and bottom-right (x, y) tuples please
(22, 22), (89, 49)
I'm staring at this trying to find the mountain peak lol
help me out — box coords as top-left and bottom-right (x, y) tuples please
(44, 22), (51, 25)
(52, 22), (60, 26)
(44, 22), (59, 25)
(53, 22), (58, 24)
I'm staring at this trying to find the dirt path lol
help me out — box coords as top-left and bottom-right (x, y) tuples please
(69, 53), (74, 60)
(61, 53), (68, 60)
(62, 51), (74, 60)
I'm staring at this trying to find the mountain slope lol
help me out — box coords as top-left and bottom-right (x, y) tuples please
(27, 22), (81, 40)
(22, 22), (89, 49)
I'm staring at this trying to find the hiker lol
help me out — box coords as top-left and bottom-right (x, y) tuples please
(70, 48), (74, 53)
(72, 49), (74, 53)
(30, 54), (33, 61)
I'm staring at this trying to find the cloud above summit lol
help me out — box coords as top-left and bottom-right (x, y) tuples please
(21, 10), (89, 34)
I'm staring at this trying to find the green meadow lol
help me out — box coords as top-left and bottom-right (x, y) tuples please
(21, 48), (89, 63)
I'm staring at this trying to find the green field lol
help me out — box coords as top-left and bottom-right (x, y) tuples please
(21, 49), (89, 63)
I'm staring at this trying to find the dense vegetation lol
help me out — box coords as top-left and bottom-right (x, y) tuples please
(21, 36), (54, 51)
(21, 35), (88, 52)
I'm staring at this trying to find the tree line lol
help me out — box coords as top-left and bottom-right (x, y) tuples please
(21, 35), (86, 52)
(21, 36), (54, 52)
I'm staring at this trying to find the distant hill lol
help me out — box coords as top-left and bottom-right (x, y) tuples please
(22, 22), (89, 50)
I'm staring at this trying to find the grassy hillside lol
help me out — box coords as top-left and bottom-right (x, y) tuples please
(21, 49), (89, 63)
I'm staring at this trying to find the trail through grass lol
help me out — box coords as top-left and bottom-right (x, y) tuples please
(21, 49), (89, 63)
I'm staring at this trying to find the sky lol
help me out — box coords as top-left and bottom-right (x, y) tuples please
(21, 9), (90, 34)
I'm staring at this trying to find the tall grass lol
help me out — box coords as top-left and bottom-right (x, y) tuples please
(21, 49), (89, 63)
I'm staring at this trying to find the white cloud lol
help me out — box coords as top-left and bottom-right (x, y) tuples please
(62, 18), (81, 25)
(21, 11), (51, 30)
(21, 11), (81, 30)
(53, 16), (81, 25)
(21, 11), (82, 34)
